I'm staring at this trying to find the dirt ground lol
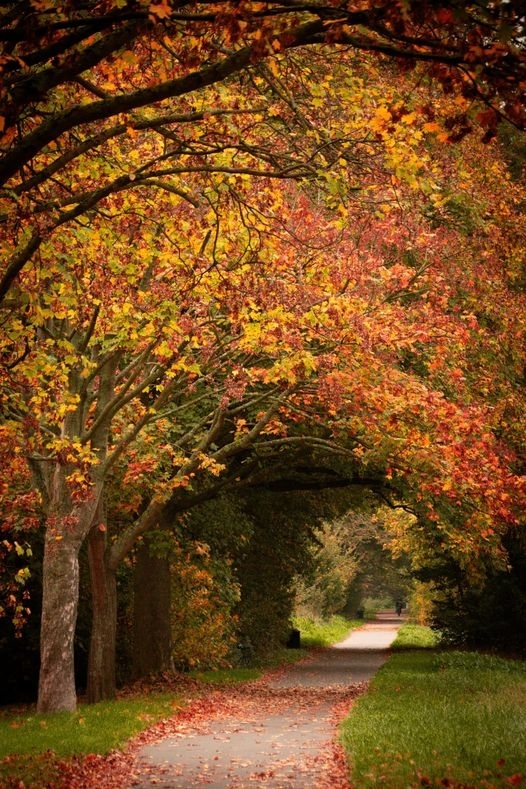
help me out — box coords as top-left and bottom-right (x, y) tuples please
(125, 612), (403, 789)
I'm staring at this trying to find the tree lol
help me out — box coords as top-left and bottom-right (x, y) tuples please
(130, 495), (248, 676)
(294, 516), (360, 620)
(376, 122), (526, 643)
(131, 534), (173, 677)
(8, 144), (525, 707)
(428, 527), (526, 652)
(1, 16), (525, 712)
(0, 446), (37, 633)
(232, 486), (328, 658)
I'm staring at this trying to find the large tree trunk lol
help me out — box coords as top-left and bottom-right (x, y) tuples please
(86, 523), (117, 703)
(35, 355), (119, 712)
(132, 538), (172, 677)
(37, 516), (83, 713)
(36, 460), (101, 713)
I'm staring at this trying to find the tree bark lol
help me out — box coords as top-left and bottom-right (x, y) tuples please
(86, 523), (117, 703)
(36, 454), (102, 713)
(132, 538), (172, 678)
(37, 516), (83, 713)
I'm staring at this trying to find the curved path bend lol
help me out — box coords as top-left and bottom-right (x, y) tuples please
(128, 612), (403, 789)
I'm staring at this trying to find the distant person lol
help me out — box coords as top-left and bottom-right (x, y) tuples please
(395, 600), (403, 616)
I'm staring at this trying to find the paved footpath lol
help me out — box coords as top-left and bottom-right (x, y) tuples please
(128, 612), (403, 789)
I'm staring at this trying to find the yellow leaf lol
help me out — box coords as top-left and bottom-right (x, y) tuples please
(268, 59), (280, 77)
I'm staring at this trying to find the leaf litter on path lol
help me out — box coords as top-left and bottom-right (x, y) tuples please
(47, 622), (405, 788)
(53, 673), (369, 788)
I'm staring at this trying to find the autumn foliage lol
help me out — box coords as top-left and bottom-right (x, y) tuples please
(0, 1), (525, 712)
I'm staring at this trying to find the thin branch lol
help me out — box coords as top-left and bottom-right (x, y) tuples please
(0, 231), (41, 302)
(81, 344), (159, 444)
(12, 107), (267, 197)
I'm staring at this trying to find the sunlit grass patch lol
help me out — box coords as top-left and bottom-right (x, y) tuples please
(391, 622), (441, 650)
(340, 650), (526, 787)
(293, 614), (361, 647)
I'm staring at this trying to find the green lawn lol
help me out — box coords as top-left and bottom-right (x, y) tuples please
(0, 694), (181, 787)
(0, 694), (182, 760)
(391, 622), (441, 650)
(293, 614), (363, 646)
(340, 649), (526, 788)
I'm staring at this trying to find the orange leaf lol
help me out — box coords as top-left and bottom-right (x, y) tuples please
(149, 2), (171, 20)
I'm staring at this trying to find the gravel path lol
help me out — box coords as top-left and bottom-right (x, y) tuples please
(127, 612), (403, 788)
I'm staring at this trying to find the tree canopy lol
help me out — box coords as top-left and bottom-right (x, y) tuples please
(1, 0), (526, 299)
(0, 0), (525, 713)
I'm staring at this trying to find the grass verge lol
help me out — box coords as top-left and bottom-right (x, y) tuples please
(0, 694), (181, 786)
(340, 649), (526, 788)
(293, 614), (363, 647)
(391, 622), (441, 650)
